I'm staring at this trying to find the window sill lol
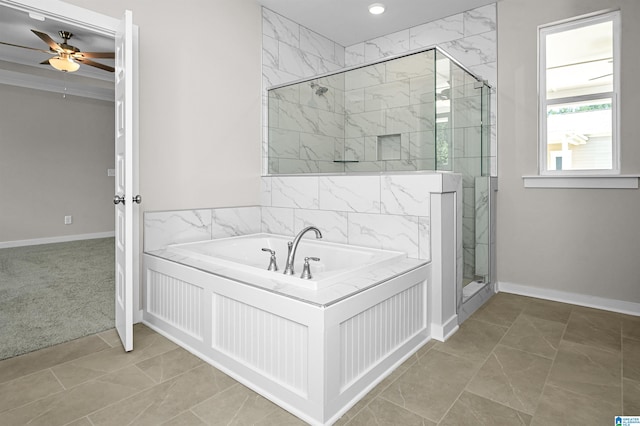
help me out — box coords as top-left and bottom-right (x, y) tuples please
(522, 175), (640, 189)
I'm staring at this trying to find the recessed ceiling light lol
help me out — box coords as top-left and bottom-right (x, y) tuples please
(369, 3), (385, 15)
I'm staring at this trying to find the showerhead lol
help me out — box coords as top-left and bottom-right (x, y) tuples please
(310, 81), (329, 96)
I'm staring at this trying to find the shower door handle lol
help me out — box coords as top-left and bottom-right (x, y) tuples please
(114, 195), (125, 205)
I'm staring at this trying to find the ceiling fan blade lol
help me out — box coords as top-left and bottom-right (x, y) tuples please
(0, 40), (53, 54)
(75, 51), (115, 59)
(31, 29), (62, 52)
(75, 57), (115, 72)
(39, 59), (51, 65)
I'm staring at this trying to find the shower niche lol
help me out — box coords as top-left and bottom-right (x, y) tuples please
(266, 47), (493, 306)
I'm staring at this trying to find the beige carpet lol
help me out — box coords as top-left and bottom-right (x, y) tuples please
(0, 238), (114, 360)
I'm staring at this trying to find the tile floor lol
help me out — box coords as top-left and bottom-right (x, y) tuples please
(0, 293), (638, 425)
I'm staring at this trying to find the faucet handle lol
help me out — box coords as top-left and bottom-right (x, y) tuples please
(261, 248), (278, 271)
(300, 257), (320, 280)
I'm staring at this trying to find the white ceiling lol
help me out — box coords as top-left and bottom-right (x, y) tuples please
(0, 0), (496, 97)
(256, 0), (497, 46)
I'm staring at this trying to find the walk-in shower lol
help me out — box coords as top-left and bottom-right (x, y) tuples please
(266, 46), (494, 307)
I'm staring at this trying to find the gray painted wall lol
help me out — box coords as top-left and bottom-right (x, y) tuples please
(497, 0), (640, 303)
(64, 0), (264, 213)
(0, 84), (114, 242)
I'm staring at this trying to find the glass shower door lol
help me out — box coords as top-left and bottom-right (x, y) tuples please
(434, 50), (490, 299)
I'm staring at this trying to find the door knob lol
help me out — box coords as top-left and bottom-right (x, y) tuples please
(113, 195), (125, 205)
(132, 195), (142, 204)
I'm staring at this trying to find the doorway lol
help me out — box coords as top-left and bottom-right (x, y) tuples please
(0, 0), (138, 356)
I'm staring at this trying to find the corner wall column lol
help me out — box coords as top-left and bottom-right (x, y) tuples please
(429, 191), (458, 341)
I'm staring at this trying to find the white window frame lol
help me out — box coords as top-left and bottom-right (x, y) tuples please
(538, 10), (621, 177)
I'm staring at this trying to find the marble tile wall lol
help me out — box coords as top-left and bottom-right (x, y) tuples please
(474, 177), (490, 278)
(342, 50), (437, 173)
(266, 5), (496, 280)
(344, 3), (497, 177)
(260, 173), (455, 261)
(263, 4), (497, 177)
(143, 173), (457, 263)
(144, 207), (262, 252)
(262, 8), (346, 174)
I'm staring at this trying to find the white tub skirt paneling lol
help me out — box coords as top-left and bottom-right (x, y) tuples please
(340, 282), (423, 389)
(147, 270), (203, 340)
(213, 293), (309, 397)
(143, 255), (431, 426)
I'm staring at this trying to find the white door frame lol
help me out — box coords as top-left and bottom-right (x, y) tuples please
(1, 0), (142, 325)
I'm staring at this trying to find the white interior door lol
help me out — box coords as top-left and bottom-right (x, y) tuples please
(114, 10), (134, 352)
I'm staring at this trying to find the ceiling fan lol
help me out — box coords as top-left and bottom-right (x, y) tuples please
(0, 29), (114, 73)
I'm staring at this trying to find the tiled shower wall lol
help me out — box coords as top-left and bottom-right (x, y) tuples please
(267, 51), (442, 174)
(262, 4), (497, 175)
(261, 5), (497, 280)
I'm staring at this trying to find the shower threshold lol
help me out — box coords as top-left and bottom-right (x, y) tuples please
(463, 280), (487, 302)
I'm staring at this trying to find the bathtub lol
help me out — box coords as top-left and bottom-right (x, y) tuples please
(143, 234), (431, 426)
(167, 233), (406, 290)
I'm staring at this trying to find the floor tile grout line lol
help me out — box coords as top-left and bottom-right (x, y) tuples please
(126, 400), (156, 426)
(0, 368), (68, 415)
(530, 306), (572, 421)
(80, 361), (233, 424)
(0, 336), (112, 386)
(61, 416), (94, 426)
(336, 355), (418, 423)
(59, 362), (174, 423)
(376, 393), (439, 424)
(189, 407), (210, 425)
(448, 310), (526, 421)
(45, 335), (180, 391)
(375, 316), (516, 425)
(134, 362), (161, 385)
(96, 330), (117, 348)
(463, 387), (536, 418)
(335, 343), (436, 424)
(187, 382), (265, 425)
(49, 366), (67, 391)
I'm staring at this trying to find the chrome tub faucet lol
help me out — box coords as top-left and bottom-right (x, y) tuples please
(283, 226), (323, 275)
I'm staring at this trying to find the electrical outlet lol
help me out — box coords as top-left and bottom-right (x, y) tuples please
(64, 215), (72, 225)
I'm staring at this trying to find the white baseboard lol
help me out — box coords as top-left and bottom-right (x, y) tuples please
(0, 231), (115, 249)
(497, 281), (640, 317)
(431, 314), (459, 342)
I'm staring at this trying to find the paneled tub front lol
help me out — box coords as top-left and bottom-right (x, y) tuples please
(143, 234), (431, 426)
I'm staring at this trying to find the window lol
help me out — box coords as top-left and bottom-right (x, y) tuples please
(538, 11), (620, 175)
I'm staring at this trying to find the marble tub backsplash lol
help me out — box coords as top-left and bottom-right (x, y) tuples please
(261, 174), (447, 260)
(144, 173), (462, 262)
(144, 207), (261, 252)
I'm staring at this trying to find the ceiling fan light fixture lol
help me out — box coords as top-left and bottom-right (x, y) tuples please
(48, 54), (80, 72)
(369, 3), (385, 15)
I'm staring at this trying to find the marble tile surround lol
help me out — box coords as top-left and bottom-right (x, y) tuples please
(144, 207), (262, 252)
(144, 173), (460, 264)
(343, 4), (497, 177)
(262, 4), (498, 177)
